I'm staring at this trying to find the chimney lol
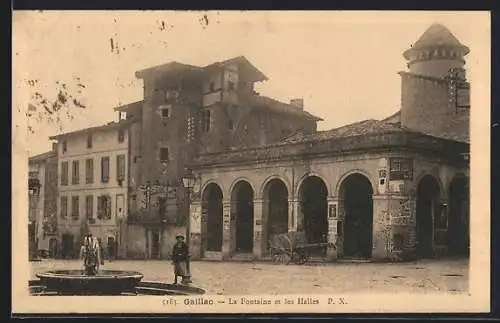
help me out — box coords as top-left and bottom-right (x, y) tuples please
(290, 98), (304, 109)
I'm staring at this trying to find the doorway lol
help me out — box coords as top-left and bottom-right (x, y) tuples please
(416, 175), (441, 258)
(107, 236), (116, 260)
(299, 176), (328, 256)
(61, 233), (74, 259)
(447, 176), (469, 257)
(339, 173), (374, 259)
(151, 230), (161, 259)
(263, 179), (289, 246)
(202, 183), (224, 252)
(232, 181), (254, 253)
(49, 238), (58, 258)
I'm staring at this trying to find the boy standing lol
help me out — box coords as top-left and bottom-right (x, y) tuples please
(171, 235), (192, 285)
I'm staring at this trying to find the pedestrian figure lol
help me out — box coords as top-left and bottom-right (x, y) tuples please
(171, 234), (192, 285)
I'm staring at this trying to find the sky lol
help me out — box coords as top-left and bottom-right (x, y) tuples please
(12, 11), (490, 156)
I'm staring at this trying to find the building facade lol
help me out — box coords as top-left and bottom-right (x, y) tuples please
(187, 23), (471, 262)
(50, 120), (131, 259)
(117, 56), (321, 259)
(28, 146), (58, 258)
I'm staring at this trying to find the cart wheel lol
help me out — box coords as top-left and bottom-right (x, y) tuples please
(281, 253), (292, 265)
(272, 252), (282, 264)
(292, 250), (309, 265)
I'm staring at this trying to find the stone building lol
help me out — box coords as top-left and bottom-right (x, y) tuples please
(116, 56), (321, 259)
(187, 23), (470, 262)
(28, 146), (58, 258)
(49, 120), (132, 259)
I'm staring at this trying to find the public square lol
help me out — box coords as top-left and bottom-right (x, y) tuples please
(30, 258), (469, 295)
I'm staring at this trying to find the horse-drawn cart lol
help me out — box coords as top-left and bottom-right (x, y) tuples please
(268, 232), (335, 265)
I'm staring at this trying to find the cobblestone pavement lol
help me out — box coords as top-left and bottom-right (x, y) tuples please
(30, 259), (468, 295)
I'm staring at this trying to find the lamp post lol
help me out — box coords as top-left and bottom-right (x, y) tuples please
(182, 168), (196, 281)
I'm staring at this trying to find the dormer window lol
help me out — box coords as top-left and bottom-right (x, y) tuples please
(62, 140), (67, 153)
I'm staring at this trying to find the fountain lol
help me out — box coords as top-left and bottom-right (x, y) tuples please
(29, 234), (205, 296)
(29, 271), (205, 296)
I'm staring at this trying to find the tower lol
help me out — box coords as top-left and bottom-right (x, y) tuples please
(403, 23), (470, 79)
(399, 23), (470, 143)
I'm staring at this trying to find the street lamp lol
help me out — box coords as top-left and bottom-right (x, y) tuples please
(182, 168), (196, 282)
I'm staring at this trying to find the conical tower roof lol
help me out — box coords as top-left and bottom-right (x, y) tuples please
(404, 23), (470, 59)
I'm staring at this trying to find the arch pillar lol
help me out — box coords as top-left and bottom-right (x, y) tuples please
(221, 199), (232, 260)
(252, 198), (264, 259)
(189, 200), (203, 260)
(287, 197), (300, 233)
(326, 196), (339, 261)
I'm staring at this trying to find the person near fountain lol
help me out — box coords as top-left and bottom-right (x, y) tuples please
(171, 234), (191, 285)
(79, 233), (104, 276)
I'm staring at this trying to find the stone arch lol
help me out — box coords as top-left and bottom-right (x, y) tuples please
(200, 179), (226, 200)
(414, 171), (446, 198)
(229, 177), (258, 200)
(230, 179), (255, 253)
(295, 171), (331, 198)
(201, 182), (224, 253)
(334, 169), (376, 197)
(259, 174), (292, 199)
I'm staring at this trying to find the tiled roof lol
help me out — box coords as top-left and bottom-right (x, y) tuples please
(29, 150), (56, 163)
(49, 118), (135, 140)
(283, 119), (410, 143)
(135, 56), (268, 82)
(243, 95), (323, 121)
(413, 23), (467, 50)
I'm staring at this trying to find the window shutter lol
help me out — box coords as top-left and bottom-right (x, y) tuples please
(106, 196), (112, 219)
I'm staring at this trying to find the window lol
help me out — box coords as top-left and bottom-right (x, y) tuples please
(159, 148), (169, 163)
(118, 129), (125, 143)
(228, 81), (235, 91)
(87, 134), (92, 149)
(62, 140), (67, 153)
(71, 196), (79, 219)
(85, 158), (94, 184)
(85, 195), (94, 219)
(61, 161), (69, 186)
(60, 196), (68, 219)
(116, 154), (126, 181)
(228, 119), (234, 130)
(160, 106), (170, 118)
(71, 160), (79, 185)
(101, 156), (110, 183)
(203, 110), (211, 132)
(97, 195), (112, 220)
(28, 178), (40, 196)
(209, 81), (215, 92)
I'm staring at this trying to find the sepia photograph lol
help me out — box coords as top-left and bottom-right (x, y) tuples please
(12, 10), (490, 314)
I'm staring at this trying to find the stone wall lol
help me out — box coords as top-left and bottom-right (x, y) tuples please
(125, 224), (187, 260)
(400, 72), (469, 143)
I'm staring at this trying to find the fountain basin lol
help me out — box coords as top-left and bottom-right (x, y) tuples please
(35, 270), (144, 295)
